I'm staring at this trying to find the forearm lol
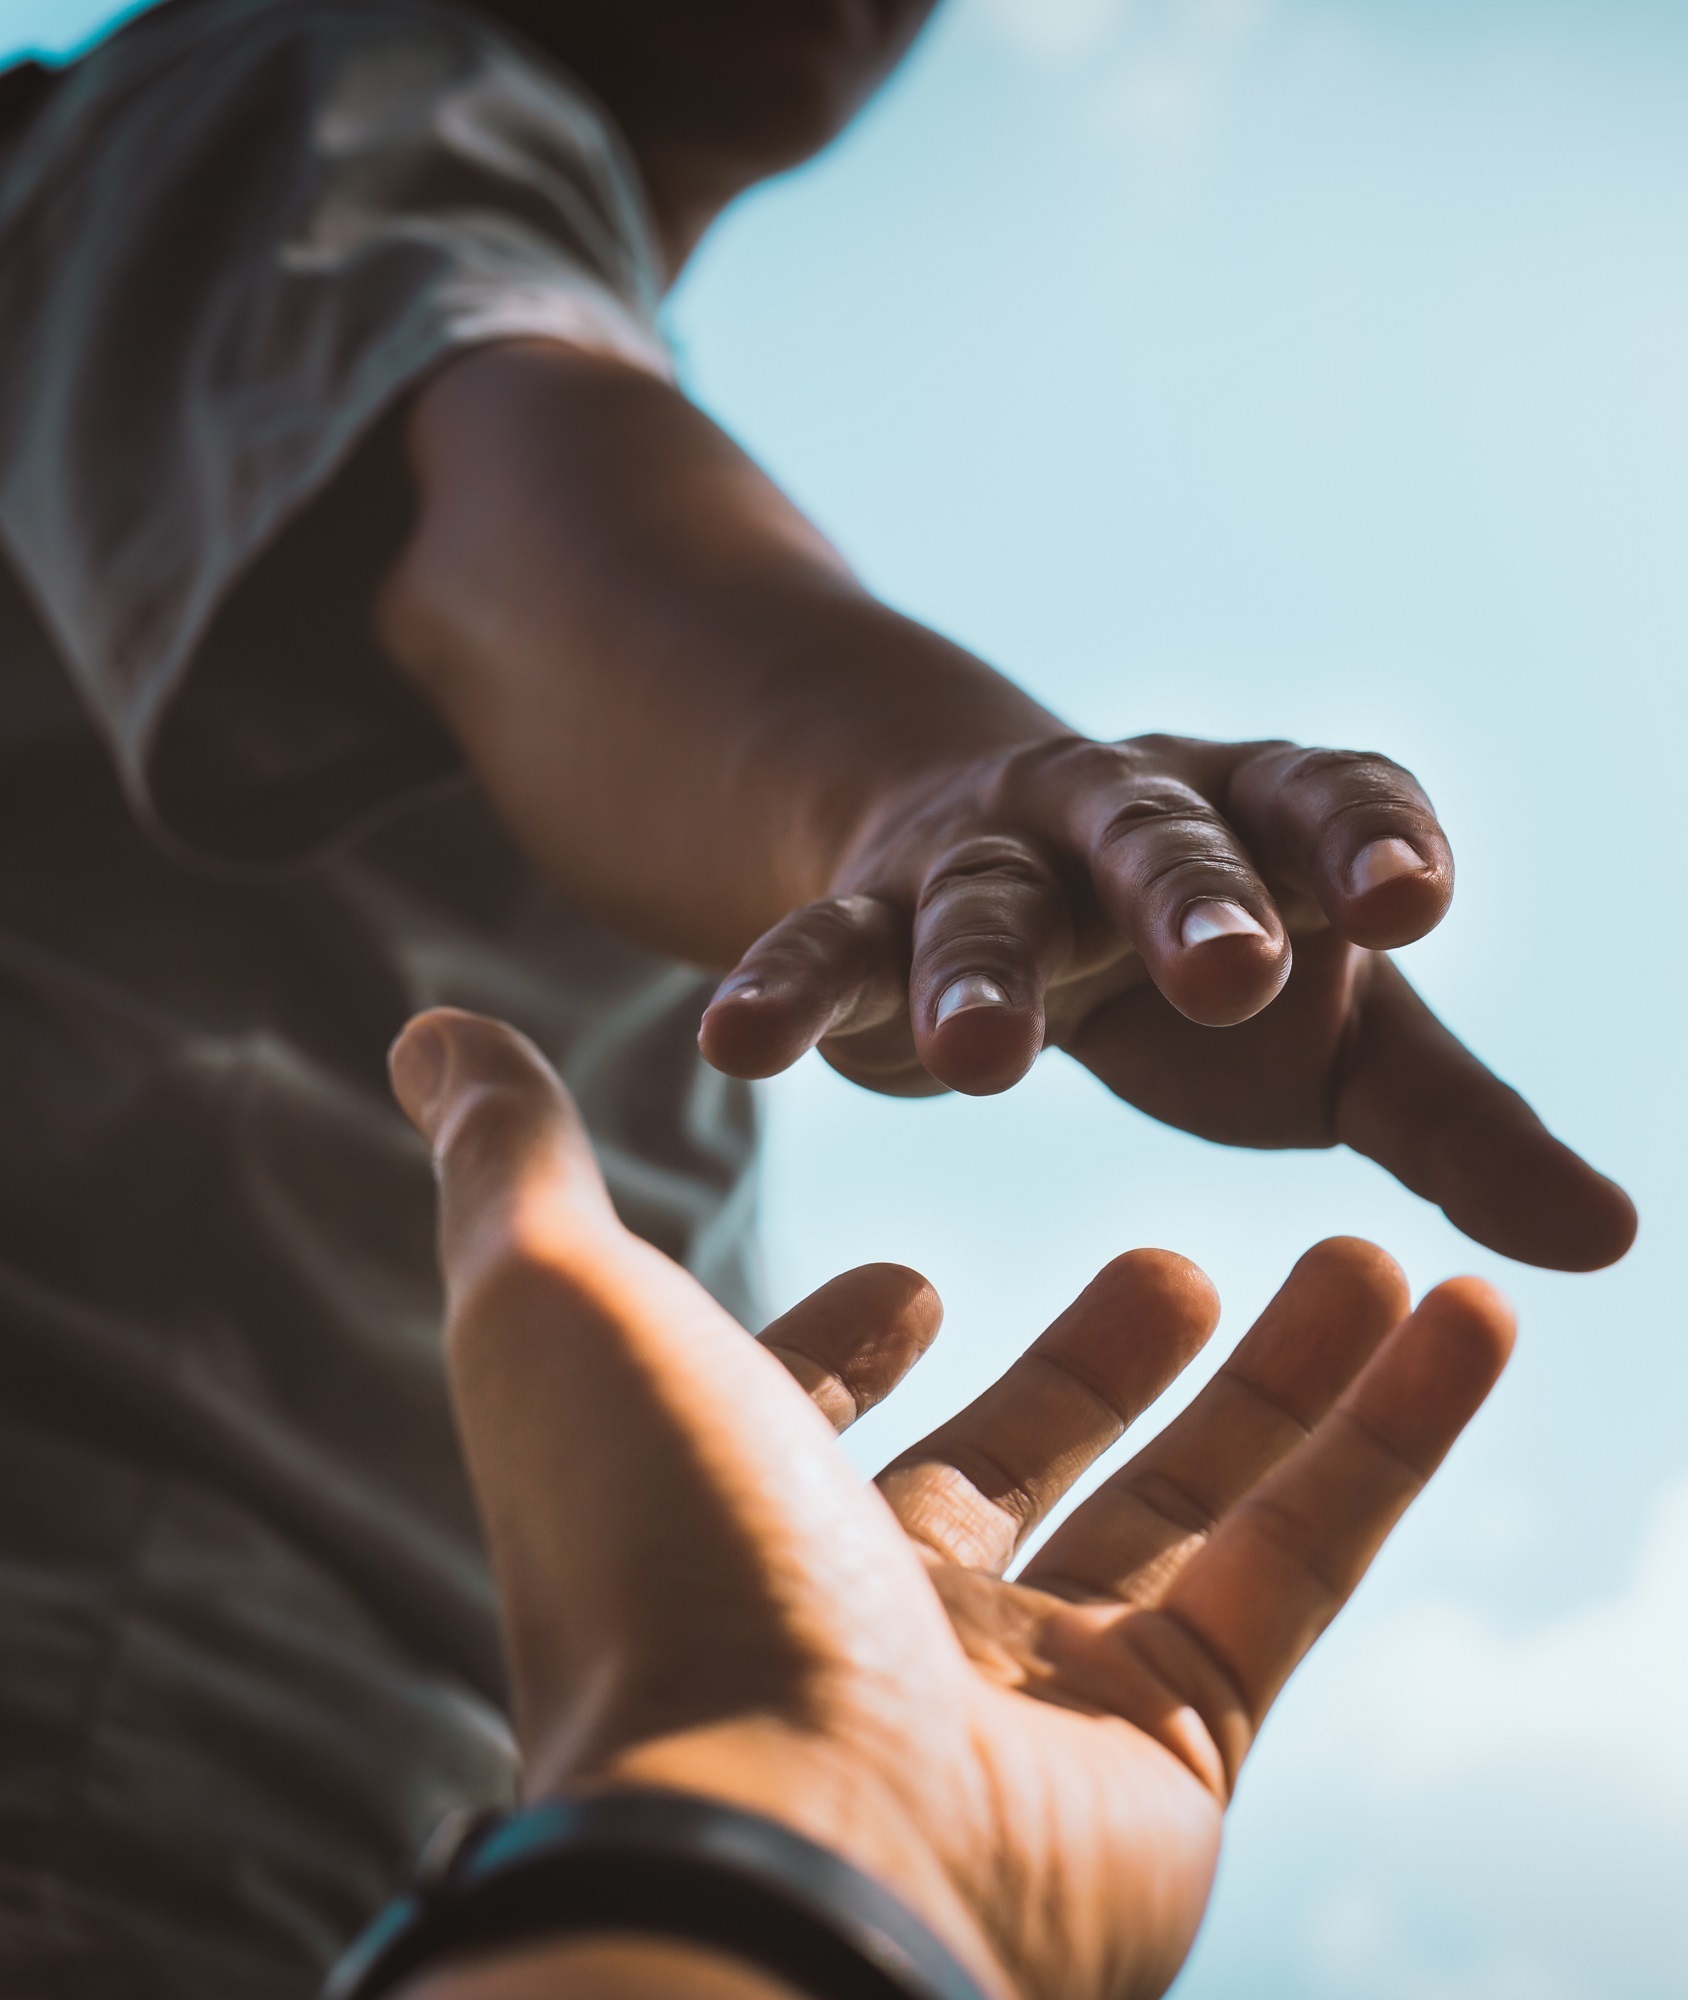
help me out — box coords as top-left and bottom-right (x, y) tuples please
(400, 1936), (804, 2000)
(376, 341), (1063, 968)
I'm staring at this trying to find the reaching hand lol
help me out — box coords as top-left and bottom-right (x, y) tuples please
(390, 1006), (1517, 2000)
(699, 732), (1634, 1271)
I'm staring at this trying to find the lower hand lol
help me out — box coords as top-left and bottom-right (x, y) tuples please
(699, 732), (1634, 1271)
(391, 1006), (1517, 2000)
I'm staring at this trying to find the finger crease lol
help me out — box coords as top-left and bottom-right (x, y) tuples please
(1017, 1570), (1105, 1605)
(1330, 1404), (1436, 1486)
(922, 852), (1058, 896)
(926, 1438), (1042, 1527)
(1095, 809), (1224, 864)
(1135, 1604), (1260, 1756)
(758, 1343), (856, 1422)
(1220, 1368), (1318, 1443)
(1113, 1466), (1220, 1540)
(1025, 1350), (1139, 1433)
(1230, 1493), (1351, 1605)
(1134, 849), (1254, 899)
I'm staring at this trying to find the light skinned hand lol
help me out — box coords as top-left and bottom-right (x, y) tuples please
(389, 1006), (1516, 2000)
(700, 731), (1635, 1272)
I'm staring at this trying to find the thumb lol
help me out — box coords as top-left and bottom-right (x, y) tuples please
(1335, 962), (1638, 1272)
(390, 1006), (620, 1304)
(390, 1009), (945, 1786)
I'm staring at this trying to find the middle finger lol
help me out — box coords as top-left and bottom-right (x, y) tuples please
(1020, 1237), (1408, 1604)
(1025, 739), (1291, 1027)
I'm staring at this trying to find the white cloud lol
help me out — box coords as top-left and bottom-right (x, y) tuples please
(975, 0), (1284, 203)
(1310, 1476), (1688, 1816)
(977, 0), (1271, 64)
(1307, 1894), (1580, 2000)
(1170, 1479), (1688, 1997)
(1098, 0), (1273, 153)
(979, 0), (1132, 61)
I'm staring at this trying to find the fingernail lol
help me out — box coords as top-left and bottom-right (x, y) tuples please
(389, 1020), (452, 1146)
(935, 974), (1009, 1027)
(710, 978), (763, 1007)
(1349, 837), (1424, 897)
(1180, 900), (1268, 949)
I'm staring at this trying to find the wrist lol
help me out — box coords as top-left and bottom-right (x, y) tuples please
(386, 342), (1068, 966)
(358, 1780), (1016, 2000)
(820, 727), (1083, 904)
(780, 612), (1067, 908)
(399, 1935), (803, 2000)
(558, 1723), (1014, 2000)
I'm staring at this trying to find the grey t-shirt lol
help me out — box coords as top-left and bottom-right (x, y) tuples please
(0, 4), (758, 1995)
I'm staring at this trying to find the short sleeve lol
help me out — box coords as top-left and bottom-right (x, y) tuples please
(0, 0), (672, 865)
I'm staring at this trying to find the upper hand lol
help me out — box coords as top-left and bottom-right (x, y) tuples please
(391, 1006), (1519, 2000)
(700, 732), (1635, 1270)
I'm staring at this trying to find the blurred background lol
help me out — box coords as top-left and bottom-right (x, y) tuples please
(8, 1), (1686, 1994)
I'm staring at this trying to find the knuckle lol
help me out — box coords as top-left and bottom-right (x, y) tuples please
(992, 731), (1110, 790)
(1282, 745), (1370, 783)
(993, 734), (1158, 815)
(917, 923), (1032, 975)
(757, 895), (899, 974)
(1146, 853), (1254, 904)
(1264, 745), (1425, 811)
(433, 1081), (529, 1177)
(1092, 792), (1246, 891)
(1113, 730), (1204, 767)
(802, 892), (892, 937)
(1094, 776), (1215, 832)
(919, 834), (1060, 903)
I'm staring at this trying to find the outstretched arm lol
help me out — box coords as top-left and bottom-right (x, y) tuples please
(375, 341), (1634, 1268)
(375, 339), (1063, 970)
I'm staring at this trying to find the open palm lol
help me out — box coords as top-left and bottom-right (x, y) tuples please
(391, 1007), (1514, 2000)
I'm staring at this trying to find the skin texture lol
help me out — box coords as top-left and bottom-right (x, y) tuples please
(380, 345), (1636, 1270)
(387, 1007), (1519, 2000)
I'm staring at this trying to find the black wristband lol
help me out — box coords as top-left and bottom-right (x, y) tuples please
(323, 1788), (998, 2000)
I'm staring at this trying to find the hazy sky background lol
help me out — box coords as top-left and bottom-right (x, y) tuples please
(6, 2), (1687, 1995)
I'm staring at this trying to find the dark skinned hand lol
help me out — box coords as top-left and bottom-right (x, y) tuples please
(701, 733), (1635, 1271)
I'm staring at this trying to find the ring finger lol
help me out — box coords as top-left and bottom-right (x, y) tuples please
(1019, 1237), (1409, 1604)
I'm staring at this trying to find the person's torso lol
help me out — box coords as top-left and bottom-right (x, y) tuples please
(0, 565), (760, 1995)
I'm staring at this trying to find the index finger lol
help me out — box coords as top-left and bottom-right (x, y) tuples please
(1020, 1236), (1409, 1604)
(757, 1263), (943, 1431)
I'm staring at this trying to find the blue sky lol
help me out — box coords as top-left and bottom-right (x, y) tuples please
(682, 6), (1688, 1994)
(9, 2), (1687, 1995)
